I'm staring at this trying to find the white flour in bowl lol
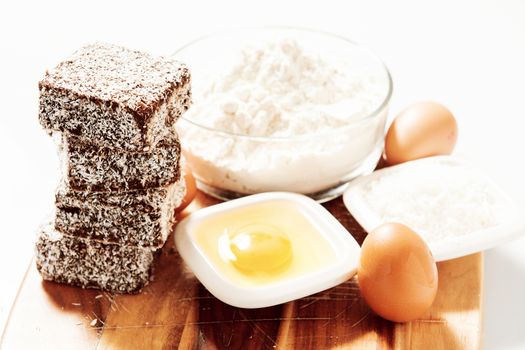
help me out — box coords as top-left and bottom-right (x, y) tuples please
(178, 38), (390, 195)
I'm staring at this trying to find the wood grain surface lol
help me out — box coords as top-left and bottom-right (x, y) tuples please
(0, 192), (483, 350)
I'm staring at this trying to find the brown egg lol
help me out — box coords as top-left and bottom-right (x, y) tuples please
(385, 102), (458, 165)
(177, 163), (197, 212)
(358, 223), (438, 323)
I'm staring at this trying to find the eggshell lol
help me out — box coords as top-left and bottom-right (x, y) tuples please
(177, 164), (197, 212)
(385, 102), (457, 165)
(358, 223), (438, 322)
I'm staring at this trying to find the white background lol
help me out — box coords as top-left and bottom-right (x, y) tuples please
(1, 0), (524, 348)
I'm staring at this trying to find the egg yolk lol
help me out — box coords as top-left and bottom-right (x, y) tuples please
(229, 224), (293, 273)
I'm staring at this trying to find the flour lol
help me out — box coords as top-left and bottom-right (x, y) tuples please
(178, 38), (390, 196)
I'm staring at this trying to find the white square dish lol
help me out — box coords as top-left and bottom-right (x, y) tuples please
(174, 192), (360, 308)
(343, 156), (525, 261)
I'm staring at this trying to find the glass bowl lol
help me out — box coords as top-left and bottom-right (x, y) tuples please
(173, 27), (392, 202)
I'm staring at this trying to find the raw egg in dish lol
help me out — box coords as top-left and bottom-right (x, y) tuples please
(226, 223), (293, 273)
(175, 193), (361, 308)
(385, 101), (457, 165)
(358, 223), (438, 322)
(194, 201), (335, 285)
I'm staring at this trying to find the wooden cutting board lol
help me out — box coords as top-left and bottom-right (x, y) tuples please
(0, 192), (483, 349)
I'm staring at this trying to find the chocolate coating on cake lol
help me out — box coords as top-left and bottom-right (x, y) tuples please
(54, 176), (186, 247)
(59, 132), (181, 192)
(39, 43), (191, 150)
(36, 222), (158, 293)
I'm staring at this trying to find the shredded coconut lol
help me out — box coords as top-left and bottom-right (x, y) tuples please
(179, 39), (390, 195)
(356, 160), (511, 243)
(39, 43), (191, 151)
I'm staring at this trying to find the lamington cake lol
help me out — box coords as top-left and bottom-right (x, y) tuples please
(39, 43), (191, 151)
(54, 176), (186, 247)
(36, 222), (157, 293)
(36, 43), (191, 294)
(59, 132), (182, 192)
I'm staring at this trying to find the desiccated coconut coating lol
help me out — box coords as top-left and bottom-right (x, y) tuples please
(36, 222), (158, 293)
(59, 132), (181, 192)
(54, 176), (186, 247)
(39, 42), (191, 150)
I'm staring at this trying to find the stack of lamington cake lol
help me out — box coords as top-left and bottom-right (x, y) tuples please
(35, 43), (191, 293)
